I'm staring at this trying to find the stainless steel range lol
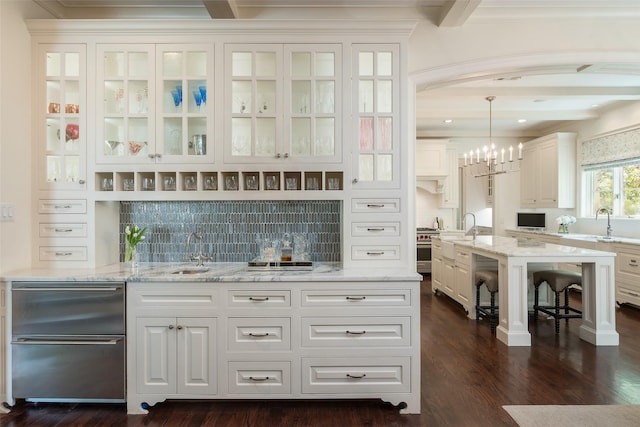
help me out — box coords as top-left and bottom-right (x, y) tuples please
(416, 227), (439, 274)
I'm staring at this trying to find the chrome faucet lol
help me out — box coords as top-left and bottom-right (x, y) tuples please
(462, 212), (477, 239)
(186, 231), (212, 266)
(596, 208), (613, 239)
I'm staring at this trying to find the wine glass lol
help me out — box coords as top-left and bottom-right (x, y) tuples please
(199, 85), (207, 104)
(193, 90), (202, 111)
(171, 90), (180, 112)
(175, 85), (183, 104)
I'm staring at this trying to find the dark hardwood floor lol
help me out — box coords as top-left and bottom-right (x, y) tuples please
(2, 276), (640, 426)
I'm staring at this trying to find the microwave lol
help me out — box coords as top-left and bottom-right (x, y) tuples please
(517, 212), (546, 229)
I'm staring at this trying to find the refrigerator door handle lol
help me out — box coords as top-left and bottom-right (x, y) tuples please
(12, 338), (121, 345)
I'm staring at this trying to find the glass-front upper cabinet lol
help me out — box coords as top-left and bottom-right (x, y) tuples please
(225, 44), (282, 163)
(352, 44), (400, 188)
(38, 45), (86, 190)
(284, 44), (341, 164)
(96, 44), (155, 164)
(156, 44), (214, 163)
(224, 44), (342, 164)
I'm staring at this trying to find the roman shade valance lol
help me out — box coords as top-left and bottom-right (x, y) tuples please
(581, 127), (640, 170)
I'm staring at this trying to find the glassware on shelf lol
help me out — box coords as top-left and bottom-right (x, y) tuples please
(171, 90), (180, 111)
(199, 85), (207, 104)
(193, 90), (202, 110)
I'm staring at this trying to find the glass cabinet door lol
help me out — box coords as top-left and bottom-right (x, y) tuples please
(284, 44), (342, 163)
(353, 44), (400, 188)
(97, 44), (154, 164)
(224, 44), (282, 163)
(39, 45), (86, 189)
(157, 44), (214, 163)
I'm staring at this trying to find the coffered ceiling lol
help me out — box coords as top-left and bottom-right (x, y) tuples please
(30, 0), (640, 139)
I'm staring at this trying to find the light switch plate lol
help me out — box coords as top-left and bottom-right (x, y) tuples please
(1, 203), (15, 222)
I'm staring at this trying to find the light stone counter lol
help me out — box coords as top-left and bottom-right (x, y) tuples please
(506, 228), (640, 246)
(1, 262), (422, 283)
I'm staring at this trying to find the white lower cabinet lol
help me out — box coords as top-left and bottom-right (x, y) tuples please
(136, 317), (217, 396)
(615, 243), (640, 307)
(127, 280), (420, 414)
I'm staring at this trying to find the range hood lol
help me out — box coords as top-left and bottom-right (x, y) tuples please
(416, 177), (445, 194)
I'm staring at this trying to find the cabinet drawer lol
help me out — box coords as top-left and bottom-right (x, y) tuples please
(39, 223), (87, 238)
(455, 248), (471, 267)
(351, 246), (400, 260)
(38, 199), (87, 214)
(351, 199), (400, 213)
(351, 222), (400, 237)
(226, 290), (291, 308)
(131, 287), (218, 309)
(301, 317), (410, 347)
(302, 357), (410, 394)
(228, 361), (291, 395)
(228, 317), (291, 352)
(39, 246), (87, 261)
(618, 251), (640, 277)
(301, 289), (411, 307)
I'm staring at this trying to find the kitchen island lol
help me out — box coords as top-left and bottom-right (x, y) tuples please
(2, 263), (422, 415)
(447, 236), (619, 347)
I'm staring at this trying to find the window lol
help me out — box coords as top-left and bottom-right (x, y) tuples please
(584, 161), (640, 217)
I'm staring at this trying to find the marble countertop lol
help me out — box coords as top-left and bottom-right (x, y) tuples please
(1, 262), (422, 283)
(451, 235), (617, 258)
(507, 228), (640, 245)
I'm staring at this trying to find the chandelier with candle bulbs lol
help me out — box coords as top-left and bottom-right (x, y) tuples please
(463, 96), (523, 177)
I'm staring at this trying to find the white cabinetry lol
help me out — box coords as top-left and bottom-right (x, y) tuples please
(520, 132), (577, 208)
(352, 44), (400, 189)
(33, 44), (89, 267)
(224, 44), (341, 164)
(136, 317), (217, 395)
(127, 280), (420, 414)
(415, 141), (447, 177)
(615, 243), (640, 307)
(440, 149), (459, 208)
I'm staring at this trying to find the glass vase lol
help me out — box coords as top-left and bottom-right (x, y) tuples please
(125, 242), (138, 268)
(558, 224), (569, 234)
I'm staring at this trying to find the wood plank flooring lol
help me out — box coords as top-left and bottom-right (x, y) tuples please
(2, 276), (640, 426)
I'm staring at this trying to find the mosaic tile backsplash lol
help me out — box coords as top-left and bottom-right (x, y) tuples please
(120, 201), (342, 263)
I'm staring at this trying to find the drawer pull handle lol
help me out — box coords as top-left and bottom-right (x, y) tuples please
(366, 251), (385, 256)
(248, 332), (270, 337)
(367, 227), (385, 232)
(346, 330), (366, 335)
(55, 251), (73, 256)
(53, 204), (72, 209)
(366, 204), (385, 208)
(346, 296), (366, 301)
(55, 228), (74, 233)
(249, 376), (270, 382)
(249, 297), (270, 302)
(346, 373), (366, 379)
(628, 291), (640, 297)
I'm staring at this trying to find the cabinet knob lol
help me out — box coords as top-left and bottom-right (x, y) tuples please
(78, 179), (86, 184)
(352, 178), (358, 184)
(168, 325), (174, 330)
(275, 153), (281, 159)
(148, 154), (155, 159)
(177, 325), (183, 330)
(156, 153), (162, 159)
(283, 152), (289, 158)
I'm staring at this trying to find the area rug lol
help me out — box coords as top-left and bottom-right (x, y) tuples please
(503, 404), (640, 427)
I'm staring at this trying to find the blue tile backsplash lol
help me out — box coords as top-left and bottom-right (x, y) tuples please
(120, 200), (342, 262)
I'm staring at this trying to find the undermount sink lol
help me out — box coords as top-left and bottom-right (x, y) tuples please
(171, 267), (210, 275)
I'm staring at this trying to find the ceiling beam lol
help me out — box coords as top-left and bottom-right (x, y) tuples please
(202, 0), (238, 19)
(438, 0), (482, 27)
(33, 0), (66, 18)
(418, 86), (640, 98)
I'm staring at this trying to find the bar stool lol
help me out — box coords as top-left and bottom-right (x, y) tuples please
(475, 270), (499, 334)
(533, 270), (582, 333)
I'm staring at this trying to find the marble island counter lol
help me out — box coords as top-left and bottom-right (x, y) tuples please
(435, 235), (619, 348)
(2, 262), (422, 283)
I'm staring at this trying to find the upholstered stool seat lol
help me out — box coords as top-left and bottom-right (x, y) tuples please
(533, 269), (582, 333)
(475, 269), (499, 334)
